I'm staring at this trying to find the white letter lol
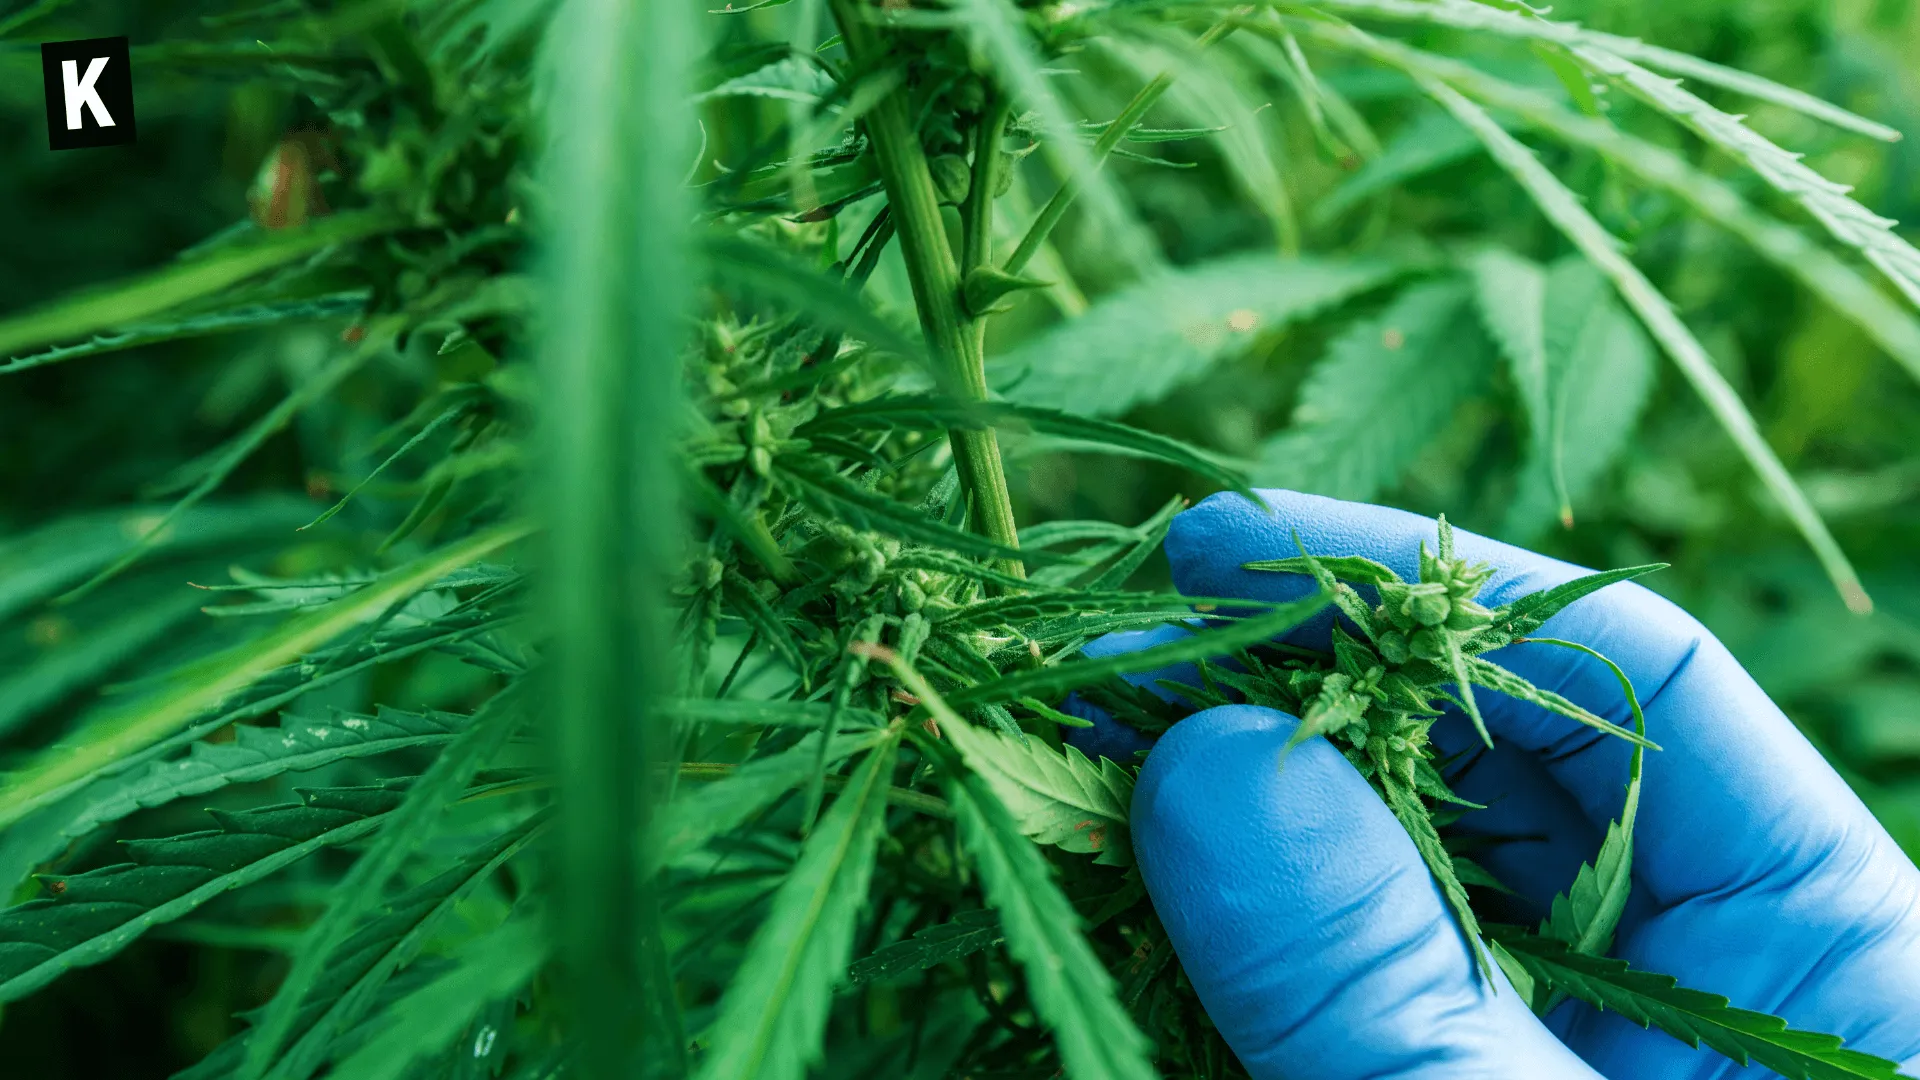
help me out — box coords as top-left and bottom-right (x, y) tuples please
(61, 57), (114, 130)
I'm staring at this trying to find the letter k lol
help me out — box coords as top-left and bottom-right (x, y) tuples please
(62, 57), (114, 130)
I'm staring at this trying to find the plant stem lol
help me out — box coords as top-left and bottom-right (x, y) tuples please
(829, 0), (1025, 580)
(963, 92), (1014, 284)
(1003, 16), (1237, 276)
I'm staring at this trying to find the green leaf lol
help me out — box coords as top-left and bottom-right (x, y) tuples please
(1443, 629), (1493, 749)
(538, 0), (701, 1066)
(1314, 107), (1481, 223)
(1414, 74), (1872, 614)
(696, 55), (837, 104)
(241, 690), (526, 1080)
(1124, 33), (1299, 254)
(1380, 770), (1493, 981)
(848, 909), (1002, 986)
(933, 589), (1251, 633)
(1243, 553), (1402, 586)
(1478, 253), (1657, 538)
(62, 327), (403, 601)
(319, 913), (549, 1080)
(1489, 563), (1669, 643)
(1468, 248), (1550, 484)
(0, 784), (406, 1003)
(1000, 405), (1251, 497)
(1018, 519), (1147, 549)
(778, 457), (1037, 565)
(1025, 496), (1184, 590)
(1305, 0), (1901, 142)
(943, 591), (1329, 710)
(894, 549), (1043, 593)
(300, 403), (470, 532)
(0, 213), (397, 361)
(174, 813), (546, 1080)
(0, 500), (310, 622)
(0, 584), (204, 740)
(721, 571), (807, 676)
(694, 734), (902, 1080)
(940, 758), (1158, 1080)
(998, 255), (1405, 416)
(1025, 610), (1208, 647)
(1257, 278), (1495, 500)
(651, 728), (891, 871)
(941, 715), (1136, 865)
(9, 707), (469, 885)
(0, 605), (519, 896)
(658, 697), (884, 730)
(1461, 655), (1657, 749)
(1086, 494), (1186, 590)
(0, 292), (368, 374)
(1300, 24), (1920, 391)
(0, 521), (533, 832)
(703, 234), (928, 366)
(1493, 929), (1904, 1079)
(802, 395), (1250, 494)
(963, 265), (1052, 316)
(1531, 638), (1647, 974)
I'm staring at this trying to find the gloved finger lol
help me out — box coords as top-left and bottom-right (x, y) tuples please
(1057, 598), (1603, 923)
(1132, 703), (1602, 1080)
(1164, 490), (1920, 1071)
(1163, 490), (1858, 899)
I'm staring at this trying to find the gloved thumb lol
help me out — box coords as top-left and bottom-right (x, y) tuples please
(1132, 704), (1601, 1079)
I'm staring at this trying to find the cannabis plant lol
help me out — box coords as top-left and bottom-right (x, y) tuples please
(0, 0), (1917, 1076)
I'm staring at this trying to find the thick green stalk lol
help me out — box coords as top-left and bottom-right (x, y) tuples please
(830, 0), (1024, 578)
(1003, 18), (1236, 276)
(540, 0), (697, 1073)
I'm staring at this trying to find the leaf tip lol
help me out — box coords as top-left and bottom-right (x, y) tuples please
(1842, 581), (1874, 616)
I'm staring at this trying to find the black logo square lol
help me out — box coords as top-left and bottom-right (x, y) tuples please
(41, 37), (136, 151)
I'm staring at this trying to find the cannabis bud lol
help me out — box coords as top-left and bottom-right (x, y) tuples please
(1373, 542), (1497, 644)
(930, 153), (972, 206)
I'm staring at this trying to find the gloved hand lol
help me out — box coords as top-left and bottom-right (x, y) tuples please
(1066, 490), (1920, 1079)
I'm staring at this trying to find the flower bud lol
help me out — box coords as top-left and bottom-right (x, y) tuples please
(1403, 582), (1452, 627)
(930, 154), (971, 205)
(899, 577), (927, 612)
(1409, 627), (1445, 661)
(1445, 598), (1493, 631)
(1375, 629), (1410, 664)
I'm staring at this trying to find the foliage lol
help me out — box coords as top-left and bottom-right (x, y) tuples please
(1, 0), (1918, 1077)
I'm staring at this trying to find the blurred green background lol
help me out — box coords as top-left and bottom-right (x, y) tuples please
(3, 0), (1919, 1073)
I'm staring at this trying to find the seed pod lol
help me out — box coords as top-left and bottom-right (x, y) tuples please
(899, 577), (928, 612)
(1409, 627), (1446, 662)
(1375, 582), (1413, 630)
(1445, 598), (1494, 631)
(1403, 582), (1452, 627)
(930, 153), (972, 205)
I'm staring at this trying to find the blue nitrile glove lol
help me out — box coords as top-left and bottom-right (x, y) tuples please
(1064, 490), (1920, 1079)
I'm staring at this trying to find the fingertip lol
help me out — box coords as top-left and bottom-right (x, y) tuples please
(1131, 703), (1600, 1078)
